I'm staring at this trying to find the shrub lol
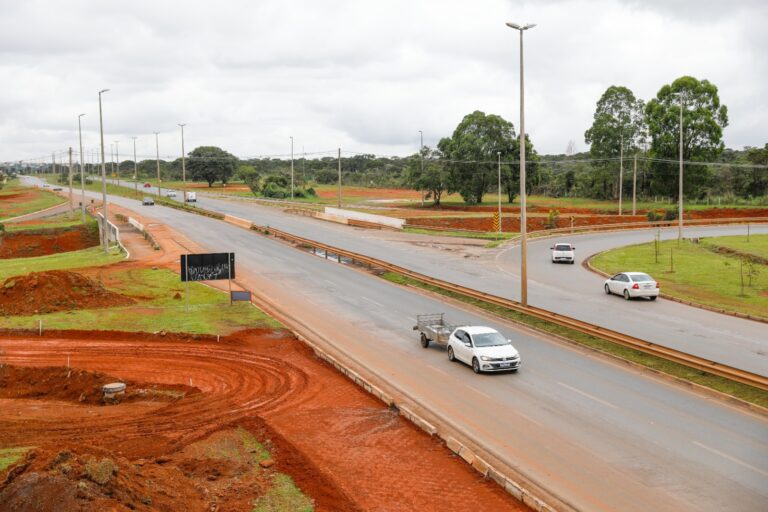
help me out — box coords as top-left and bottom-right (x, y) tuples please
(545, 209), (560, 229)
(85, 457), (117, 485)
(664, 207), (678, 221)
(262, 182), (287, 198)
(646, 210), (662, 222)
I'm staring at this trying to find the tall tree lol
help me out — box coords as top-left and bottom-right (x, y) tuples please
(584, 86), (646, 199)
(439, 111), (517, 205)
(744, 143), (768, 197)
(645, 76), (728, 197)
(186, 146), (238, 187)
(404, 146), (447, 206)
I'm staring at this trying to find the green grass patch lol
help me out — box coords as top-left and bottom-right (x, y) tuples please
(380, 271), (768, 408)
(0, 447), (30, 472)
(4, 211), (88, 232)
(0, 267), (282, 334)
(239, 427), (271, 463)
(0, 246), (124, 282)
(591, 238), (768, 320)
(0, 181), (65, 221)
(252, 473), (314, 512)
(700, 234), (768, 260)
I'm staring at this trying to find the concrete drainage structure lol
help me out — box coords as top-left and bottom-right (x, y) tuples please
(102, 382), (126, 403)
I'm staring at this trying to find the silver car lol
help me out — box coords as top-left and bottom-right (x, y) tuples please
(604, 272), (659, 300)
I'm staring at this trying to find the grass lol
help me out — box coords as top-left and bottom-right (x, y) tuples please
(591, 237), (768, 320)
(253, 473), (314, 512)
(0, 180), (65, 221)
(0, 246), (124, 282)
(0, 266), (282, 334)
(4, 211), (90, 232)
(0, 447), (30, 472)
(699, 234), (768, 260)
(380, 271), (768, 408)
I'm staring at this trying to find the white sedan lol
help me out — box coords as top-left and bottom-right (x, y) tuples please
(604, 272), (659, 301)
(446, 326), (521, 374)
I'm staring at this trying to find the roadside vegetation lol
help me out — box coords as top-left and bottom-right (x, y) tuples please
(0, 181), (64, 221)
(381, 271), (768, 408)
(0, 246), (123, 281)
(3, 210), (86, 232)
(0, 447), (30, 472)
(591, 235), (768, 320)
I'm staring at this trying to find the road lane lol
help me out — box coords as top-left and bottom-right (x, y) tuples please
(20, 176), (768, 511)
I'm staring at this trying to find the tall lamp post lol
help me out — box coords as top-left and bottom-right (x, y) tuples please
(675, 92), (685, 241)
(132, 136), (138, 197)
(290, 136), (294, 200)
(154, 131), (161, 198)
(506, 21), (535, 306)
(178, 124), (186, 202)
(98, 88), (110, 253)
(497, 151), (502, 232)
(77, 113), (86, 222)
(419, 130), (424, 206)
(114, 140), (120, 187)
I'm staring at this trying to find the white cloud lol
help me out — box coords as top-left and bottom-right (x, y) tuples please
(0, 0), (765, 163)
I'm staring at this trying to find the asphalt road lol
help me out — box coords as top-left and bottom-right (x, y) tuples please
(21, 176), (768, 511)
(113, 180), (768, 376)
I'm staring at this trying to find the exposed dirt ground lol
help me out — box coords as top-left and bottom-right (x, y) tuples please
(0, 270), (135, 316)
(0, 330), (527, 511)
(0, 224), (99, 258)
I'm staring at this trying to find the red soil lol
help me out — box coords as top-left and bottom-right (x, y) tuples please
(0, 270), (135, 316)
(317, 187), (422, 200)
(0, 225), (99, 259)
(0, 330), (528, 511)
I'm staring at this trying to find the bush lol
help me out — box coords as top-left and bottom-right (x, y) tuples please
(85, 457), (117, 485)
(647, 210), (662, 222)
(545, 209), (560, 229)
(664, 207), (678, 221)
(262, 182), (287, 198)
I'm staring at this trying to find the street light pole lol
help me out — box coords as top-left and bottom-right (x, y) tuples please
(77, 114), (86, 222)
(154, 131), (161, 198)
(506, 21), (536, 306)
(68, 147), (74, 214)
(290, 136), (294, 200)
(337, 148), (342, 208)
(98, 88), (110, 253)
(618, 132), (623, 216)
(178, 124), (186, 203)
(677, 93), (685, 241)
(132, 136), (138, 197)
(419, 130), (424, 206)
(497, 151), (502, 232)
(114, 140), (120, 187)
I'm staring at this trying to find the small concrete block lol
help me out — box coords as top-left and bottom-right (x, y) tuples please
(488, 468), (506, 486)
(446, 437), (463, 454)
(458, 446), (476, 465)
(504, 479), (524, 501)
(471, 456), (490, 476)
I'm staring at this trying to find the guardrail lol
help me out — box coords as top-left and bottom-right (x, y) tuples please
(245, 222), (768, 392)
(93, 211), (127, 256)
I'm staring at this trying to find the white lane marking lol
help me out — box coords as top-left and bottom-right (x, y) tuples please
(693, 441), (768, 478)
(361, 296), (383, 307)
(557, 381), (618, 409)
(324, 279), (336, 287)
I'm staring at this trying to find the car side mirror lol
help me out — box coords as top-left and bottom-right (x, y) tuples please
(464, 342), (471, 348)
(550, 247), (554, 250)
(572, 247), (576, 250)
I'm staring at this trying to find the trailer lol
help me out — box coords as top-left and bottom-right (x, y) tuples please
(413, 313), (457, 348)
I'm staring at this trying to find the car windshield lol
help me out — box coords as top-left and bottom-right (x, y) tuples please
(631, 273), (653, 282)
(554, 244), (571, 251)
(472, 331), (510, 347)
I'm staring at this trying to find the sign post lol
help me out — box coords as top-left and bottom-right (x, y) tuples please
(181, 252), (236, 308)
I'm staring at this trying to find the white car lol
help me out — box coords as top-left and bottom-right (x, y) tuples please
(166, 190), (177, 197)
(604, 272), (659, 301)
(551, 242), (576, 264)
(446, 326), (521, 374)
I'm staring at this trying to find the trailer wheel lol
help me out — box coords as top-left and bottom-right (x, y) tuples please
(420, 333), (429, 348)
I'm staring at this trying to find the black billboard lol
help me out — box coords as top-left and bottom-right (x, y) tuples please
(181, 252), (235, 282)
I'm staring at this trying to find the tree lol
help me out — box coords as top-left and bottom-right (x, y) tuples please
(645, 76), (728, 198)
(403, 146), (447, 206)
(584, 86), (646, 199)
(502, 134), (539, 203)
(186, 146), (238, 187)
(744, 144), (768, 197)
(439, 111), (517, 205)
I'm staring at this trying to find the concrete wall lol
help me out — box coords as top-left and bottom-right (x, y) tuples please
(324, 207), (405, 229)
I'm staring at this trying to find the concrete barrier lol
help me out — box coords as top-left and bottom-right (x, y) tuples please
(325, 207), (405, 229)
(223, 214), (253, 229)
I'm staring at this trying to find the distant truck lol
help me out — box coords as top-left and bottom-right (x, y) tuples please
(185, 191), (197, 202)
(414, 313), (521, 374)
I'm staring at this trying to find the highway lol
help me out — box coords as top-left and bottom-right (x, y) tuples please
(121, 180), (768, 376)
(22, 176), (768, 511)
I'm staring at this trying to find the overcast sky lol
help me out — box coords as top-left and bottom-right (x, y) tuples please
(1, 0), (765, 163)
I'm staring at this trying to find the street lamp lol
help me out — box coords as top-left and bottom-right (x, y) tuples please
(178, 124), (186, 203)
(506, 21), (535, 306)
(77, 113), (86, 222)
(132, 136), (138, 196)
(674, 92), (685, 241)
(497, 151), (502, 232)
(290, 136), (294, 200)
(114, 140), (120, 187)
(98, 88), (109, 253)
(154, 131), (161, 198)
(419, 130), (424, 206)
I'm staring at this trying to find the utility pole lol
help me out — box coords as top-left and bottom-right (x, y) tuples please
(178, 124), (186, 202)
(632, 153), (637, 215)
(290, 136), (295, 200)
(302, 145), (306, 182)
(153, 132), (162, 198)
(68, 147), (74, 214)
(77, 114), (86, 222)
(337, 148), (342, 208)
(618, 132), (623, 216)
(419, 130), (424, 206)
(677, 93), (685, 241)
(506, 21), (535, 306)
(497, 151), (502, 232)
(98, 88), (110, 253)
(110, 143), (115, 183)
(132, 137), (138, 197)
(114, 141), (120, 187)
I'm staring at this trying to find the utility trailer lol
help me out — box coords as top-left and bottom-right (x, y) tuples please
(413, 313), (457, 348)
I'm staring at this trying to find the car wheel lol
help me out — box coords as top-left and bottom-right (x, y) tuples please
(570, 260), (575, 264)
(447, 346), (455, 362)
(420, 333), (429, 348)
(649, 296), (657, 301)
(623, 289), (631, 300)
(472, 358), (481, 374)
(604, 284), (611, 295)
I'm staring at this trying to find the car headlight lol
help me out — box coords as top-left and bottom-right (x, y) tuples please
(480, 356), (490, 361)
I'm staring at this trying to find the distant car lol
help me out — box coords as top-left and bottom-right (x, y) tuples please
(185, 191), (197, 202)
(42, 183), (50, 188)
(551, 242), (576, 264)
(604, 272), (659, 301)
(143, 182), (151, 188)
(142, 197), (155, 206)
(166, 190), (177, 197)
(446, 326), (521, 374)
(52, 186), (63, 191)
